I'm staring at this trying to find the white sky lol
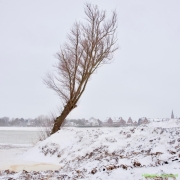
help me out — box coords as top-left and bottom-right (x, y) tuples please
(0, 0), (180, 121)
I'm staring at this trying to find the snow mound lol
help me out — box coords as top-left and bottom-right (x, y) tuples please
(1, 123), (180, 179)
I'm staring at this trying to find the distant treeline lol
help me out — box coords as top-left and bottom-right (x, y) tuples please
(0, 116), (99, 127)
(0, 116), (88, 127)
(0, 116), (52, 127)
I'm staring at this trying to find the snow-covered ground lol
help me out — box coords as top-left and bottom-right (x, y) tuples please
(0, 144), (31, 171)
(0, 120), (180, 179)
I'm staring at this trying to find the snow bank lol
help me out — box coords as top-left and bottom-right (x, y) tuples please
(1, 120), (180, 179)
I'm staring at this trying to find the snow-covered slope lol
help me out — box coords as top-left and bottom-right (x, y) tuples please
(1, 119), (180, 180)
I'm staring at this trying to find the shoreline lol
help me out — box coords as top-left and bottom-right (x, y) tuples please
(2, 163), (61, 172)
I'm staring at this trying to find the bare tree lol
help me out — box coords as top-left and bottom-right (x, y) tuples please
(44, 3), (118, 134)
(37, 114), (55, 141)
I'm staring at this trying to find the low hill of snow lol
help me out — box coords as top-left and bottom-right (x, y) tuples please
(1, 119), (180, 179)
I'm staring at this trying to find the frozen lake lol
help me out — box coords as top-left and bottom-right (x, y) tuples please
(0, 127), (44, 170)
(0, 127), (42, 145)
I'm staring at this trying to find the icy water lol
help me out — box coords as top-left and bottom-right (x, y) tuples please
(0, 128), (40, 145)
(0, 128), (42, 170)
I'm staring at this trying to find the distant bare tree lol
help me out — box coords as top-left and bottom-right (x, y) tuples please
(37, 114), (55, 141)
(44, 3), (118, 134)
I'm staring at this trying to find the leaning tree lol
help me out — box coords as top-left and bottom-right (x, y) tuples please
(44, 3), (118, 134)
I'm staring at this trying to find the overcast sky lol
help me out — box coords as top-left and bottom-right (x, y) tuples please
(0, 0), (180, 121)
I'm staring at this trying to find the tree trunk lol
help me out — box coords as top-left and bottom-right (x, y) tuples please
(51, 104), (71, 134)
